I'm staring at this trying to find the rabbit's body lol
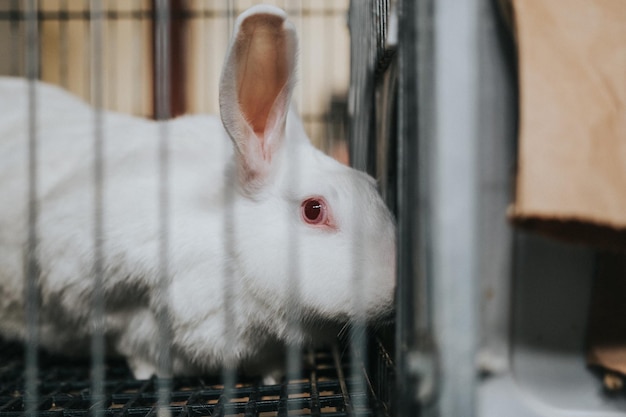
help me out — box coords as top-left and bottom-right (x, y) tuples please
(0, 78), (253, 373)
(0, 5), (395, 382)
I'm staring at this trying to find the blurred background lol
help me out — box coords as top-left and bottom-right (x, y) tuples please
(0, 0), (350, 156)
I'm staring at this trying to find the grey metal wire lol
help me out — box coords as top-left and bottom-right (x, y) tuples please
(154, 0), (174, 413)
(107, 4), (118, 112)
(221, 0), (238, 399)
(394, 0), (438, 414)
(346, 2), (381, 415)
(285, 158), (304, 385)
(59, 0), (69, 88)
(285, 1), (305, 387)
(23, 3), (40, 417)
(349, 209), (368, 417)
(24, 0), (39, 416)
(132, 0), (145, 116)
(430, 0), (481, 415)
(89, 2), (106, 416)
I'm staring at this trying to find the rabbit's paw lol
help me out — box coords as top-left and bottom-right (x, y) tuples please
(262, 369), (284, 386)
(127, 356), (158, 380)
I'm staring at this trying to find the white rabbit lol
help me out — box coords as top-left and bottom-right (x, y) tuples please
(0, 5), (396, 382)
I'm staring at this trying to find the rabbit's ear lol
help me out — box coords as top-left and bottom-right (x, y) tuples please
(219, 6), (297, 191)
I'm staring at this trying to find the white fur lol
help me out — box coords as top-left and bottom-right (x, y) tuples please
(0, 5), (396, 380)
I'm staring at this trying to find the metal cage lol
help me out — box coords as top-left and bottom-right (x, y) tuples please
(0, 1), (392, 417)
(2, 1), (625, 417)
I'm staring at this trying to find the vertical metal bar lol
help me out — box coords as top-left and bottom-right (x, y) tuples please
(474, 0), (517, 375)
(203, 1), (211, 113)
(349, 207), (367, 417)
(107, 2), (117, 111)
(226, 0), (235, 36)
(132, 0), (144, 115)
(84, 4), (92, 104)
(293, 0), (303, 122)
(332, 345), (354, 416)
(431, 0), (480, 415)
(285, 150), (303, 382)
(154, 0), (173, 413)
(221, 0), (237, 396)
(396, 0), (436, 415)
(347, 2), (375, 415)
(348, 0), (374, 174)
(307, 350), (321, 416)
(59, 0), (69, 88)
(155, 0), (171, 121)
(322, 0), (333, 155)
(89, 1), (106, 415)
(285, 0), (304, 386)
(24, 1), (40, 416)
(221, 180), (237, 394)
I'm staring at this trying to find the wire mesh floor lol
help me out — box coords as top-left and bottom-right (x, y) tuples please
(0, 339), (390, 417)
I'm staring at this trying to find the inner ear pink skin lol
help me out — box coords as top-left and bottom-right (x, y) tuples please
(236, 14), (290, 139)
(300, 197), (338, 231)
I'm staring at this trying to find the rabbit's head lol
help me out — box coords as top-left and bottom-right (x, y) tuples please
(219, 5), (396, 331)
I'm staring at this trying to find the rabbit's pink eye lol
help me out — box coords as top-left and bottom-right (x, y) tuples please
(301, 197), (337, 230)
(302, 198), (326, 225)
